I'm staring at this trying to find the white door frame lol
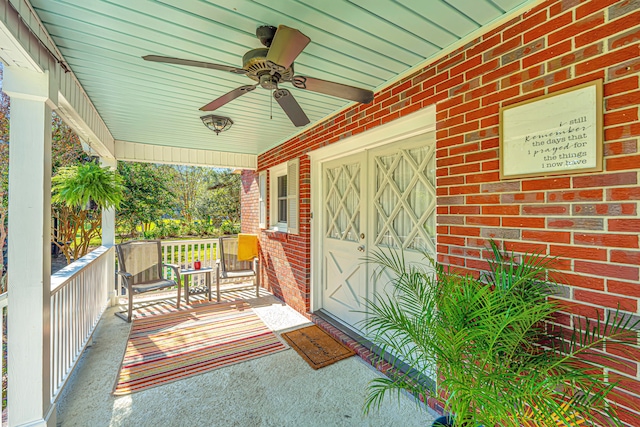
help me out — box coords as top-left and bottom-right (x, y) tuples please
(309, 105), (436, 316)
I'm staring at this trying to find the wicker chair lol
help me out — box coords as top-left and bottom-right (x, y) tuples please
(216, 236), (260, 301)
(115, 240), (182, 322)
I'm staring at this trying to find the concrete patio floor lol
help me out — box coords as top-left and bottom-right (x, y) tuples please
(55, 288), (435, 426)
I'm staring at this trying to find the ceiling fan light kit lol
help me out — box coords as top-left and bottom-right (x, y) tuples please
(144, 24), (374, 128)
(200, 114), (233, 135)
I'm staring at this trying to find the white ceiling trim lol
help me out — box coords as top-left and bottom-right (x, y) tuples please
(115, 140), (257, 169)
(57, 92), (115, 159)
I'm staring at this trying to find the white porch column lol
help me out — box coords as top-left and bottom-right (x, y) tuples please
(100, 157), (117, 305)
(4, 67), (57, 427)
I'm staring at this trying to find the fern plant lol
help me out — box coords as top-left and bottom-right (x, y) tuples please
(361, 241), (639, 426)
(51, 163), (124, 262)
(52, 163), (124, 209)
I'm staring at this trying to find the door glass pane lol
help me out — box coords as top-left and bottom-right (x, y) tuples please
(374, 144), (436, 252)
(325, 162), (360, 242)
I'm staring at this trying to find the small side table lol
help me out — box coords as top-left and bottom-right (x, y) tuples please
(180, 267), (213, 304)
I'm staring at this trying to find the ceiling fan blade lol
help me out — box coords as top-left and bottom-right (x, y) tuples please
(274, 89), (310, 127)
(200, 85), (258, 111)
(143, 55), (247, 75)
(266, 25), (310, 72)
(291, 75), (374, 104)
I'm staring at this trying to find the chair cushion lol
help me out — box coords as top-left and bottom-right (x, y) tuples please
(220, 269), (256, 279)
(131, 279), (177, 293)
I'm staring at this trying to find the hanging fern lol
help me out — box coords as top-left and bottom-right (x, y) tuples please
(52, 163), (124, 209)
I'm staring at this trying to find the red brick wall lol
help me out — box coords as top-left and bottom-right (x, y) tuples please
(240, 170), (259, 233)
(242, 0), (640, 419)
(241, 160), (312, 316)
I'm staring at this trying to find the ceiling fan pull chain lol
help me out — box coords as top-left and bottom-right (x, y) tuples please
(270, 88), (273, 120)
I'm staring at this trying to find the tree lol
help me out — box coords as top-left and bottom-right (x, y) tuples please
(196, 169), (241, 226)
(116, 162), (175, 238)
(51, 112), (89, 172)
(52, 163), (124, 263)
(166, 165), (207, 222)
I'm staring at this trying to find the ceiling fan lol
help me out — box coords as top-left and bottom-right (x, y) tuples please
(143, 25), (375, 127)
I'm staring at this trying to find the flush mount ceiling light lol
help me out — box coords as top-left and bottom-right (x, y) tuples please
(200, 114), (233, 135)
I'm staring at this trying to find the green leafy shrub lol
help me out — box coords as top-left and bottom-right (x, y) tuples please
(220, 220), (240, 235)
(152, 220), (181, 238)
(191, 221), (220, 237)
(142, 229), (160, 240)
(179, 221), (198, 236)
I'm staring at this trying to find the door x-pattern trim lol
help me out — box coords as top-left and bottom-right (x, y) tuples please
(325, 163), (360, 241)
(325, 251), (361, 308)
(373, 146), (436, 250)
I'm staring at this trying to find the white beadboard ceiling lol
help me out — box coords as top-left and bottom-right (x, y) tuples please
(27, 0), (536, 156)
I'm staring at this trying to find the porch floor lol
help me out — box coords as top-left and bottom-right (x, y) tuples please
(55, 287), (433, 426)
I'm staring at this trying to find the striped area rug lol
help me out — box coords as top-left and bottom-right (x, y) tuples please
(113, 301), (287, 395)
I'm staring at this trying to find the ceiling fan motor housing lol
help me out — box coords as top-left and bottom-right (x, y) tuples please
(242, 48), (294, 84)
(256, 25), (277, 47)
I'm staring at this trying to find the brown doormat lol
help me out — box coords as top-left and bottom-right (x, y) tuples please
(281, 325), (355, 369)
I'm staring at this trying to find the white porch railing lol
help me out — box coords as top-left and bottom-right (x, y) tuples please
(50, 246), (113, 401)
(4, 240), (217, 405)
(161, 239), (217, 281)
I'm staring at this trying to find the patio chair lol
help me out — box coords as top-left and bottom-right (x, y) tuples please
(115, 240), (182, 322)
(216, 235), (260, 301)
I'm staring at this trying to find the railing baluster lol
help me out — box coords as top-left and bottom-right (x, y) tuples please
(63, 285), (68, 384)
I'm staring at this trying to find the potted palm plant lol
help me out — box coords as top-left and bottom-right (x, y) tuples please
(361, 241), (639, 426)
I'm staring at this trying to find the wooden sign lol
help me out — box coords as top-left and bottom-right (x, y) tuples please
(499, 80), (603, 179)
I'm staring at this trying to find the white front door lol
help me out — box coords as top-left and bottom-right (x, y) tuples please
(321, 152), (367, 328)
(367, 135), (438, 303)
(319, 133), (437, 332)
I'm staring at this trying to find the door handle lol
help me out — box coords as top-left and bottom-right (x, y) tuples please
(357, 245), (365, 252)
